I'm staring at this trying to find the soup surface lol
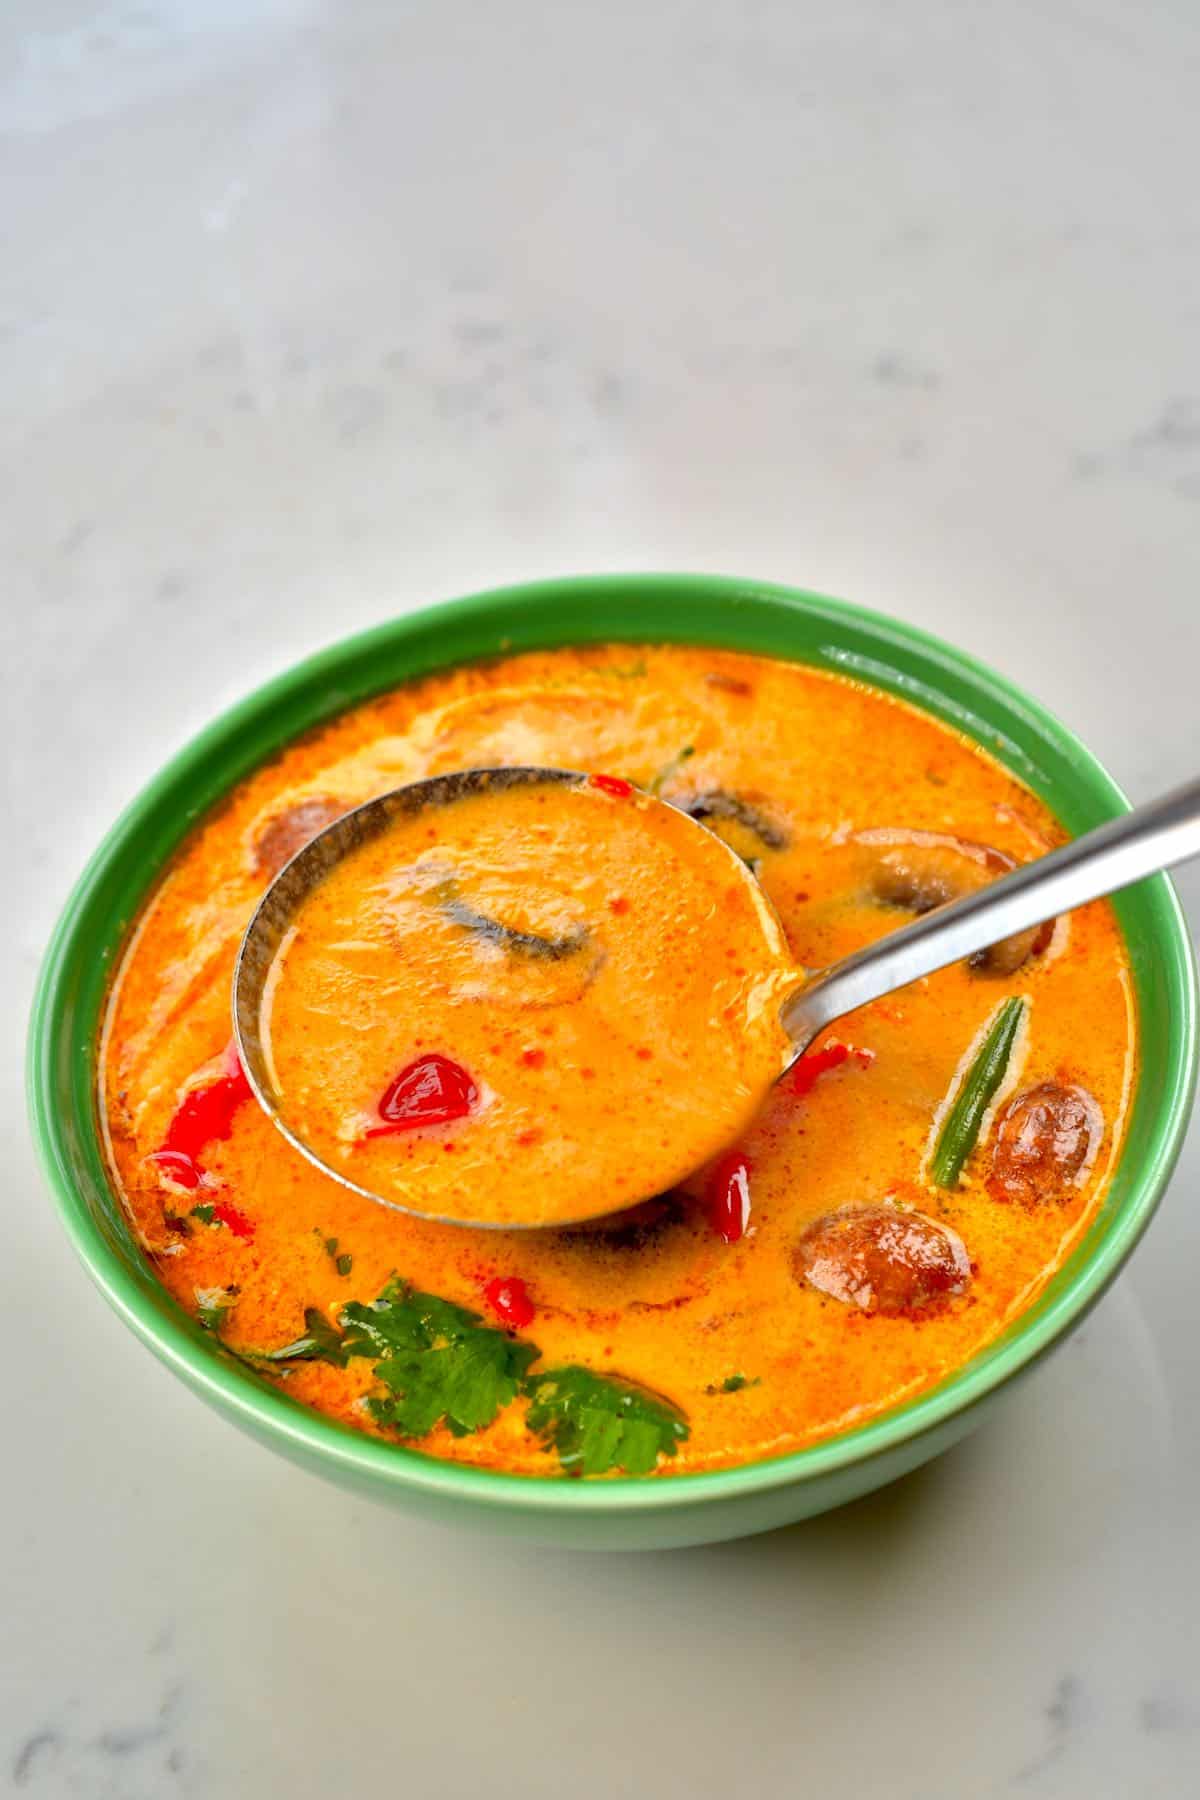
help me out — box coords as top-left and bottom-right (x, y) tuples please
(100, 643), (1135, 1477)
(255, 772), (793, 1227)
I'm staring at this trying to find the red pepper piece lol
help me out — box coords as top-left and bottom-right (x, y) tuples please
(589, 772), (633, 798)
(151, 1043), (252, 1182)
(483, 1276), (535, 1329)
(160, 1049), (251, 1161)
(788, 1041), (874, 1098)
(708, 1151), (751, 1243)
(145, 1149), (201, 1190)
(366, 1054), (479, 1135)
(211, 1199), (255, 1242)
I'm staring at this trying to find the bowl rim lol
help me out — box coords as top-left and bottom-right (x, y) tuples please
(26, 572), (1198, 1515)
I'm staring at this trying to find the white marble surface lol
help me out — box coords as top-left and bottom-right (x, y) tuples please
(4, 2), (1200, 1793)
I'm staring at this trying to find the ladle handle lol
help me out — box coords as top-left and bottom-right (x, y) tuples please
(781, 775), (1200, 1048)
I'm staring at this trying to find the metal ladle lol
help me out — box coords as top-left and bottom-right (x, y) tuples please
(233, 768), (1200, 1229)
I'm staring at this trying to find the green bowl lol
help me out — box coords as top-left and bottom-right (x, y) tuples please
(27, 575), (1198, 1549)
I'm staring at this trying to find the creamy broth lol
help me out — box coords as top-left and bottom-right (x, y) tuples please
(258, 774), (793, 1227)
(100, 645), (1134, 1477)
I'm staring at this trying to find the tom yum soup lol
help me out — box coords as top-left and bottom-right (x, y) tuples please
(102, 646), (1134, 1478)
(246, 770), (795, 1228)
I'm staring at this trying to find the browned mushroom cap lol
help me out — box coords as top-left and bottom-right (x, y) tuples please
(252, 797), (347, 878)
(793, 1203), (971, 1314)
(857, 829), (1053, 975)
(672, 788), (789, 850)
(987, 1082), (1102, 1206)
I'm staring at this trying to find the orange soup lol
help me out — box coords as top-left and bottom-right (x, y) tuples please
(100, 645), (1135, 1477)
(254, 771), (794, 1228)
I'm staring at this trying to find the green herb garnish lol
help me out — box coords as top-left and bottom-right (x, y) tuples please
(706, 1372), (760, 1395)
(242, 1277), (691, 1474)
(650, 744), (695, 795)
(248, 1306), (349, 1367)
(190, 1203), (216, 1225)
(316, 1234), (353, 1277)
(524, 1366), (688, 1475)
(341, 1282), (538, 1438)
(195, 1284), (237, 1333)
(930, 996), (1028, 1189)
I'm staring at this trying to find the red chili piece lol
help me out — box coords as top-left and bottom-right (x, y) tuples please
(708, 1151), (751, 1243)
(589, 772), (634, 798)
(161, 1049), (251, 1160)
(483, 1276), (536, 1329)
(211, 1199), (256, 1242)
(151, 1043), (252, 1179)
(789, 1040), (874, 1097)
(145, 1149), (201, 1190)
(367, 1054), (479, 1135)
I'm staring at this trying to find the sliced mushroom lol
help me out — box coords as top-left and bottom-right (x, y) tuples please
(252, 797), (347, 878)
(434, 875), (591, 962)
(793, 1203), (971, 1314)
(857, 828), (1053, 974)
(668, 787), (790, 855)
(703, 671), (753, 697)
(987, 1081), (1102, 1206)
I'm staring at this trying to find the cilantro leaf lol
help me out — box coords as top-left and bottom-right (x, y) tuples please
(523, 1366), (689, 1475)
(341, 1282), (538, 1439)
(248, 1307), (348, 1367)
(194, 1284), (238, 1334)
(215, 1271), (691, 1475)
(705, 1372), (760, 1395)
(315, 1233), (353, 1277)
(650, 743), (696, 795)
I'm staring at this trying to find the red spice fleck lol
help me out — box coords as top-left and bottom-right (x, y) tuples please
(515, 1128), (541, 1146)
(609, 895), (631, 915)
(521, 1047), (546, 1069)
(589, 772), (633, 798)
(708, 1151), (751, 1243)
(484, 1276), (535, 1329)
(788, 1040), (874, 1098)
(580, 1067), (595, 1080)
(366, 1054), (478, 1135)
(635, 1047), (653, 1061)
(704, 672), (752, 696)
(211, 1198), (255, 1242)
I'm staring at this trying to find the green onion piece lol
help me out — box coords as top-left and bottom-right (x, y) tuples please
(929, 996), (1028, 1189)
(650, 744), (695, 795)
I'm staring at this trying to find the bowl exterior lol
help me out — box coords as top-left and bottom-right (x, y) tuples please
(27, 574), (1197, 1549)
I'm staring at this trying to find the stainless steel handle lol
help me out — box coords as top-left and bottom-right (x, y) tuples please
(781, 775), (1200, 1050)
